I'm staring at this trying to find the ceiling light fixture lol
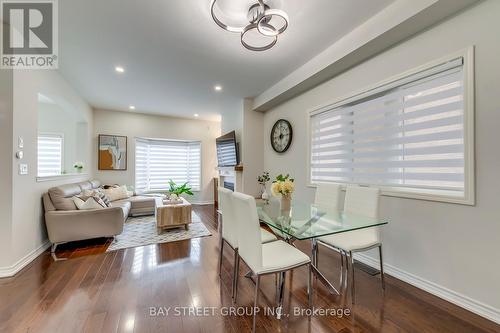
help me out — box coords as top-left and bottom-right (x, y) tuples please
(115, 66), (125, 73)
(129, 105), (135, 110)
(194, 114), (199, 117)
(210, 0), (289, 51)
(214, 85), (222, 91)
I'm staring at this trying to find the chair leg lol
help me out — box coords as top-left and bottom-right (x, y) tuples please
(252, 275), (261, 333)
(314, 240), (319, 268)
(379, 245), (386, 290)
(308, 264), (313, 314)
(232, 248), (239, 299)
(340, 249), (344, 287)
(276, 271), (286, 319)
(218, 239), (224, 277)
(349, 251), (355, 304)
(234, 254), (240, 303)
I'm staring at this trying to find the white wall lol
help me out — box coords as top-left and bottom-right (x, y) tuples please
(0, 65), (13, 270)
(220, 101), (243, 143)
(241, 98), (264, 197)
(263, 0), (500, 322)
(93, 109), (221, 204)
(6, 69), (93, 274)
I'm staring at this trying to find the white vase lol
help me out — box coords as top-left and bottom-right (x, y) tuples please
(280, 195), (291, 211)
(261, 185), (270, 200)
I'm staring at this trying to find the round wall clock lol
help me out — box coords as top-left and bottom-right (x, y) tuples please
(271, 119), (293, 153)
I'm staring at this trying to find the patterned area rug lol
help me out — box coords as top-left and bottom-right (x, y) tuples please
(106, 212), (211, 252)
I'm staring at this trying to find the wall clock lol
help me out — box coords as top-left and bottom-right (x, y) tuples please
(271, 119), (293, 153)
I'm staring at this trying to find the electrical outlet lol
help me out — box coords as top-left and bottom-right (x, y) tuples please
(19, 164), (28, 175)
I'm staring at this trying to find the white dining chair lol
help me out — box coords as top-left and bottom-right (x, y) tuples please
(312, 183), (342, 268)
(316, 185), (385, 302)
(217, 188), (277, 299)
(231, 192), (312, 333)
(314, 183), (342, 210)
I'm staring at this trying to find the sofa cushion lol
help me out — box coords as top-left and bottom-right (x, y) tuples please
(127, 196), (158, 210)
(101, 185), (130, 202)
(73, 196), (107, 210)
(48, 184), (82, 210)
(77, 181), (93, 191)
(89, 179), (101, 189)
(110, 200), (131, 220)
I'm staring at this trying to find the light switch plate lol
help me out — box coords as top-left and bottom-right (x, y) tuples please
(19, 163), (28, 175)
(18, 137), (24, 148)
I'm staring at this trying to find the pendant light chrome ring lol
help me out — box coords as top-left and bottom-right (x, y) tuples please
(257, 9), (289, 37)
(210, 0), (246, 33)
(241, 23), (277, 52)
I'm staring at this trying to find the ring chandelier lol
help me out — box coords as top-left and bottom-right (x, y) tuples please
(210, 0), (289, 51)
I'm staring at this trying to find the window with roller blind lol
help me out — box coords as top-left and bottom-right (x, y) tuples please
(135, 138), (201, 192)
(37, 133), (64, 177)
(309, 54), (474, 204)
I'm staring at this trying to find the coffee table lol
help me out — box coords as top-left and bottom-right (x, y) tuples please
(156, 197), (192, 233)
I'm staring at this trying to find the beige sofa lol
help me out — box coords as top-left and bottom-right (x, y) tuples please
(43, 180), (161, 254)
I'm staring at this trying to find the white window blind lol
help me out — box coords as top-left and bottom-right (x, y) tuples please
(38, 134), (63, 177)
(135, 138), (201, 192)
(310, 58), (468, 198)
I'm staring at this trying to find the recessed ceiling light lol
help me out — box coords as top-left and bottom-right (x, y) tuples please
(115, 66), (125, 73)
(194, 114), (199, 117)
(129, 105), (135, 110)
(214, 85), (222, 91)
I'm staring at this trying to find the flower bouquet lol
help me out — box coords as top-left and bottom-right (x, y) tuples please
(271, 174), (295, 211)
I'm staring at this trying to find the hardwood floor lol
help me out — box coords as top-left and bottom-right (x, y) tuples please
(1, 205), (498, 333)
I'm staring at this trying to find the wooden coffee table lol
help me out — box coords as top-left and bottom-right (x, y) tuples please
(156, 197), (192, 233)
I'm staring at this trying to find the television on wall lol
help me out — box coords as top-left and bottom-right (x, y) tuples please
(216, 131), (239, 167)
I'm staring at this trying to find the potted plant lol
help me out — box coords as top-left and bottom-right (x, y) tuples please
(271, 174), (295, 211)
(257, 171), (271, 200)
(168, 180), (194, 203)
(73, 162), (84, 173)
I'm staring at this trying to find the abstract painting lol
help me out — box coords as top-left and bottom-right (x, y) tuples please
(98, 134), (127, 170)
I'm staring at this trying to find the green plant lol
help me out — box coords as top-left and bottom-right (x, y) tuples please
(257, 171), (270, 185)
(168, 180), (194, 196)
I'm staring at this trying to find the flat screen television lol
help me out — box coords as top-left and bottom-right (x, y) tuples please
(216, 131), (239, 167)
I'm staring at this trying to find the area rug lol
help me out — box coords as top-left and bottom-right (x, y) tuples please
(106, 212), (211, 252)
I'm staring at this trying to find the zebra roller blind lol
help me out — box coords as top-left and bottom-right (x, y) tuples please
(135, 138), (201, 192)
(310, 58), (467, 197)
(37, 134), (63, 177)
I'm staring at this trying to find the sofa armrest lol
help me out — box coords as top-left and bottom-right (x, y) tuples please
(45, 207), (125, 244)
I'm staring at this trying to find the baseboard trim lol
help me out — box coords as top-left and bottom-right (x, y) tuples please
(0, 241), (51, 278)
(355, 253), (500, 324)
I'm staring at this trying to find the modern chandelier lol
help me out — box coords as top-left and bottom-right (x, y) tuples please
(210, 0), (289, 51)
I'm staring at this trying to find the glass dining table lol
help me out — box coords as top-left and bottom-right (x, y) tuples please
(256, 198), (388, 299)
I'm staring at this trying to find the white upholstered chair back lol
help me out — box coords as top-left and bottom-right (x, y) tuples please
(314, 183), (341, 210)
(231, 192), (263, 273)
(344, 186), (380, 218)
(218, 187), (238, 248)
(344, 186), (381, 242)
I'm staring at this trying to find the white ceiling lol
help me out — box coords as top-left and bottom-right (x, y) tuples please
(58, 0), (394, 121)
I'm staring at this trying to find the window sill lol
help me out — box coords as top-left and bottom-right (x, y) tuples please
(37, 173), (88, 182)
(307, 183), (474, 206)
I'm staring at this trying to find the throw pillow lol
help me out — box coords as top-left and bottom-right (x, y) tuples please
(83, 189), (112, 207)
(101, 185), (129, 202)
(73, 195), (106, 210)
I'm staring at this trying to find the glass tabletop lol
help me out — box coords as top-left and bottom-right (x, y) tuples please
(257, 199), (388, 241)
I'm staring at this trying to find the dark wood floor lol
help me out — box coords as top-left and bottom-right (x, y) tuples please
(1, 205), (499, 333)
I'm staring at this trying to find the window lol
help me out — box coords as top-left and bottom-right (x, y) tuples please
(135, 138), (201, 192)
(310, 54), (474, 204)
(37, 133), (63, 177)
